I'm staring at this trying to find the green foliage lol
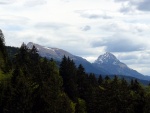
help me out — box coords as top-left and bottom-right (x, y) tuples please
(0, 71), (5, 81)
(6, 46), (19, 61)
(0, 31), (150, 113)
(59, 56), (78, 102)
(0, 30), (6, 58)
(0, 30), (8, 72)
(76, 98), (87, 113)
(0, 43), (75, 113)
(144, 87), (150, 113)
(59, 93), (76, 113)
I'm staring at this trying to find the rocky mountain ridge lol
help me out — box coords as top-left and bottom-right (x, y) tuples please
(27, 42), (150, 80)
(27, 42), (106, 74)
(93, 52), (146, 79)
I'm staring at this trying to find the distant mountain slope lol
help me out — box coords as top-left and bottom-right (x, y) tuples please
(6, 45), (150, 84)
(93, 52), (150, 80)
(27, 42), (107, 74)
(6, 43), (150, 81)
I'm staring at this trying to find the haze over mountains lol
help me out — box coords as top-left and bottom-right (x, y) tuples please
(27, 42), (150, 81)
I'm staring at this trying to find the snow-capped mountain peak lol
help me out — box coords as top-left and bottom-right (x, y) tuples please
(27, 42), (35, 49)
(94, 52), (119, 64)
(93, 52), (144, 79)
(26, 42), (145, 80)
(26, 42), (105, 74)
(26, 42), (74, 61)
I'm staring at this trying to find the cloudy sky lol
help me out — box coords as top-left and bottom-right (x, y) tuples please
(1, 0), (150, 75)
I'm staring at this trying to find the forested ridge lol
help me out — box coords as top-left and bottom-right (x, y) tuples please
(0, 30), (150, 113)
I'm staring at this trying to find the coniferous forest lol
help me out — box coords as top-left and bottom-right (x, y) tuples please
(1, 30), (150, 113)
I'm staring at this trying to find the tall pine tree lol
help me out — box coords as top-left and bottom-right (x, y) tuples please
(0, 29), (7, 71)
(59, 56), (78, 102)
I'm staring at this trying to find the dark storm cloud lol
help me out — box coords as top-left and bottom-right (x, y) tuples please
(92, 34), (145, 52)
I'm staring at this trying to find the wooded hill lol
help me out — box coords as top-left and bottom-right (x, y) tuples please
(0, 30), (150, 113)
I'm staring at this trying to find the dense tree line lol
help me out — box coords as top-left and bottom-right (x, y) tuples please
(0, 30), (150, 113)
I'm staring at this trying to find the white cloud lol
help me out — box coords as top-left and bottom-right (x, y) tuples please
(0, 0), (18, 5)
(115, 0), (150, 12)
(76, 9), (113, 19)
(24, 0), (47, 7)
(1, 0), (150, 75)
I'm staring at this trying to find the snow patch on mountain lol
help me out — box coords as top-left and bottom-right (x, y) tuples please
(26, 42), (146, 80)
(26, 42), (106, 74)
(27, 42), (75, 60)
(93, 52), (144, 79)
(95, 52), (120, 65)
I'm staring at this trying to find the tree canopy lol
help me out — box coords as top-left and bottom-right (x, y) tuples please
(0, 30), (150, 113)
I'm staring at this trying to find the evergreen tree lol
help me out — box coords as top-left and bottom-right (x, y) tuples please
(77, 64), (87, 98)
(83, 74), (98, 113)
(10, 66), (32, 113)
(0, 29), (8, 72)
(58, 93), (76, 113)
(32, 59), (64, 113)
(75, 98), (87, 113)
(1, 33), (150, 113)
(0, 80), (12, 113)
(98, 75), (103, 85)
(144, 86), (150, 113)
(15, 43), (29, 66)
(129, 79), (145, 113)
(59, 56), (78, 102)
(0, 29), (6, 59)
